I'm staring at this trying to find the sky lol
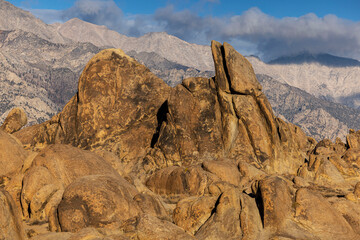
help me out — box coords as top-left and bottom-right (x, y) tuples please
(7, 0), (360, 61)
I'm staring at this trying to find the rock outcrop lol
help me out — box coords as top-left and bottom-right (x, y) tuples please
(148, 41), (314, 175)
(15, 49), (171, 165)
(0, 107), (27, 134)
(6, 41), (360, 239)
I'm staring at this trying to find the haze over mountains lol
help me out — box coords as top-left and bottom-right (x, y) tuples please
(1, 0), (360, 141)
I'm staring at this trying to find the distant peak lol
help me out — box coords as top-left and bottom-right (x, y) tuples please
(269, 52), (360, 67)
(142, 32), (171, 38)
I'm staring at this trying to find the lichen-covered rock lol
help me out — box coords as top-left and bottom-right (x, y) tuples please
(0, 107), (27, 134)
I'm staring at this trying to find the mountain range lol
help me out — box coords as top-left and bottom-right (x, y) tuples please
(1, 0), (360, 141)
(248, 55), (360, 109)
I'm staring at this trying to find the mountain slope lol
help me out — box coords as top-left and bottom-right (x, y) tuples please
(258, 74), (360, 141)
(55, 18), (213, 71)
(248, 56), (360, 109)
(128, 50), (214, 86)
(0, 0), (68, 43)
(0, 29), (101, 124)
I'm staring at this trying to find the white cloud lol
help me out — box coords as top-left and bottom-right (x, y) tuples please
(30, 0), (360, 61)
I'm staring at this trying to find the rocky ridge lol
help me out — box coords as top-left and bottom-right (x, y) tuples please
(55, 18), (214, 71)
(258, 74), (360, 141)
(248, 55), (360, 109)
(2, 41), (360, 239)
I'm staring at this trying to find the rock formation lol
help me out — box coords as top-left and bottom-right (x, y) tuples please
(0, 107), (27, 134)
(3, 41), (360, 239)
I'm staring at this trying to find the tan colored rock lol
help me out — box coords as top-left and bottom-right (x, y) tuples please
(294, 188), (357, 239)
(152, 77), (223, 165)
(29, 144), (121, 186)
(58, 175), (141, 232)
(150, 41), (312, 176)
(223, 42), (262, 94)
(354, 182), (360, 198)
(173, 195), (218, 235)
(31, 227), (130, 240)
(256, 176), (292, 230)
(297, 138), (360, 188)
(15, 49), (171, 165)
(239, 194), (263, 240)
(331, 199), (360, 235)
(201, 159), (241, 186)
(21, 166), (59, 220)
(21, 144), (123, 223)
(342, 148), (360, 167)
(195, 188), (242, 239)
(0, 129), (27, 186)
(211, 40), (230, 93)
(145, 166), (212, 200)
(0, 189), (25, 240)
(0, 107), (27, 134)
(133, 193), (170, 220)
(123, 214), (195, 240)
(346, 130), (360, 149)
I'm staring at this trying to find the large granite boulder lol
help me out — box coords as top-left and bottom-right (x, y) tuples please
(15, 48), (171, 164)
(57, 175), (140, 232)
(21, 144), (123, 224)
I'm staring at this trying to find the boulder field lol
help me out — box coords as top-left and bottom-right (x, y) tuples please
(1, 41), (360, 239)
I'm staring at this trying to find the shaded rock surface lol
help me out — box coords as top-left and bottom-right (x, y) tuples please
(4, 40), (360, 239)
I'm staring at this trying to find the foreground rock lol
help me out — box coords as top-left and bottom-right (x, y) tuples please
(8, 42), (360, 239)
(21, 144), (122, 224)
(58, 175), (140, 232)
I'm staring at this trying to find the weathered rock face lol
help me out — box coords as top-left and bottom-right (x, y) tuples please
(0, 107), (27, 134)
(149, 41), (314, 174)
(15, 49), (171, 163)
